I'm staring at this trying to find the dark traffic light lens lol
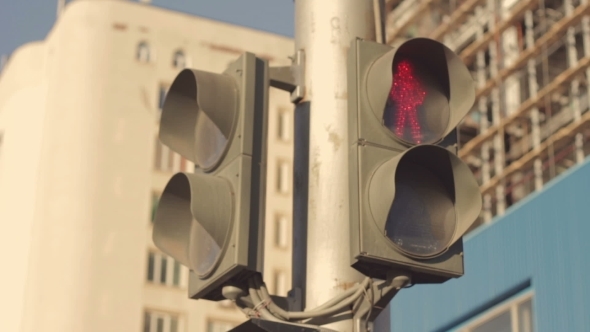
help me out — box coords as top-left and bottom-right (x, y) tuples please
(385, 161), (456, 257)
(384, 57), (450, 145)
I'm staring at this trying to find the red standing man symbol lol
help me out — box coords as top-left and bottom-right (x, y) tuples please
(390, 60), (426, 144)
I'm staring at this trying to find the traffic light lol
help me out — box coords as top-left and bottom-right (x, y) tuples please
(152, 53), (268, 300)
(348, 38), (482, 284)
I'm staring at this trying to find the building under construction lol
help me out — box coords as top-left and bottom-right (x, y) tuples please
(385, 0), (590, 226)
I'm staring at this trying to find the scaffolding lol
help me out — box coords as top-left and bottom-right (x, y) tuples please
(385, 0), (590, 227)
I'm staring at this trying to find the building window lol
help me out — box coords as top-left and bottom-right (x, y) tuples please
(273, 270), (288, 296)
(277, 108), (291, 141)
(458, 292), (534, 332)
(207, 319), (236, 332)
(137, 41), (151, 62)
(147, 252), (155, 281)
(173, 259), (181, 286)
(154, 136), (194, 173)
(275, 214), (289, 249)
(154, 136), (162, 169)
(160, 256), (167, 283)
(277, 160), (290, 194)
(172, 50), (187, 69)
(158, 85), (169, 112)
(143, 309), (182, 332)
(151, 192), (160, 223)
(146, 251), (184, 288)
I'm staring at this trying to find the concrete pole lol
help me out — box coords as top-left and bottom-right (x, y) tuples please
(293, 1), (376, 331)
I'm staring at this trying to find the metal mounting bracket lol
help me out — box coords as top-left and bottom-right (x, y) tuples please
(269, 49), (305, 103)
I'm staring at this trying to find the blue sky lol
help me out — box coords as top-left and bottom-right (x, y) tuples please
(0, 0), (294, 57)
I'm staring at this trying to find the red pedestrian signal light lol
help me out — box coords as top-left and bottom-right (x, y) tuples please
(389, 59), (427, 144)
(385, 56), (451, 145)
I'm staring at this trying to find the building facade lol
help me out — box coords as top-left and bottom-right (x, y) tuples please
(388, 156), (590, 332)
(0, 1), (294, 331)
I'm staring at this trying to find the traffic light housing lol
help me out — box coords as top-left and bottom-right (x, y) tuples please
(153, 53), (268, 300)
(348, 38), (482, 283)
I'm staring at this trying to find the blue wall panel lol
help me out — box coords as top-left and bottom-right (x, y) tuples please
(389, 159), (590, 332)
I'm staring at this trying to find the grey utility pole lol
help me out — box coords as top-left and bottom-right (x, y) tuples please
(292, 1), (377, 331)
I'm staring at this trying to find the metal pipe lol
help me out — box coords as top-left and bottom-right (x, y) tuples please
(564, 0), (584, 165)
(294, 1), (375, 330)
(582, 0), (590, 122)
(475, 5), (493, 223)
(525, 10), (543, 191)
(487, 0), (506, 216)
(501, 0), (524, 208)
(580, 0), (590, 164)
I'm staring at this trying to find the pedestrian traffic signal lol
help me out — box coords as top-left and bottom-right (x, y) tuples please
(152, 52), (269, 300)
(348, 38), (482, 283)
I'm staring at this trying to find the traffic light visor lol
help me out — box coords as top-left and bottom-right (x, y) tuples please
(368, 145), (482, 258)
(366, 38), (475, 145)
(160, 69), (239, 170)
(153, 172), (234, 277)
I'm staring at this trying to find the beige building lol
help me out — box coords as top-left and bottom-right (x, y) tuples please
(0, 1), (294, 331)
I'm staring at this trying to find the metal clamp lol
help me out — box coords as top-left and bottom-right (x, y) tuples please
(352, 274), (411, 332)
(269, 49), (305, 103)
